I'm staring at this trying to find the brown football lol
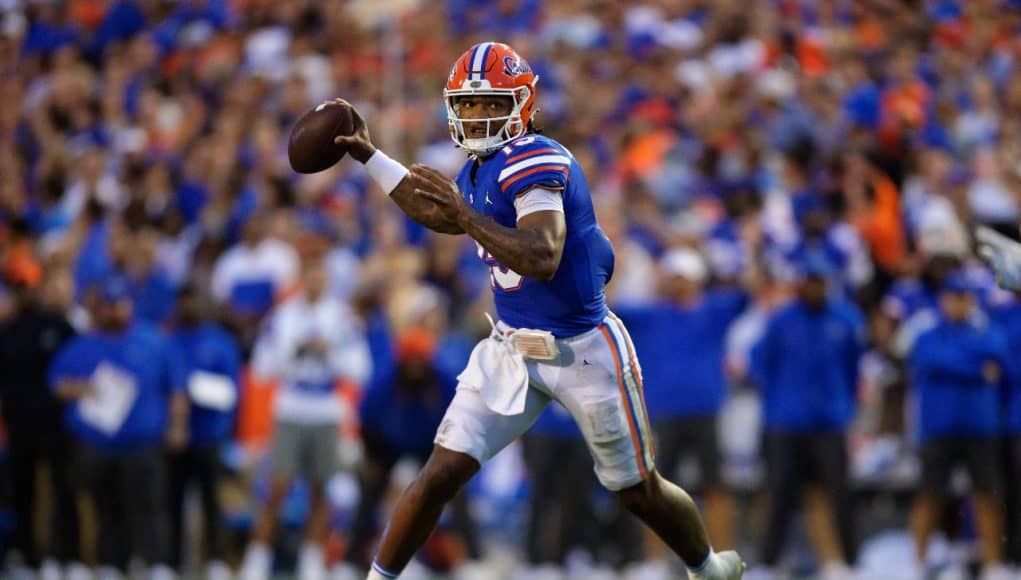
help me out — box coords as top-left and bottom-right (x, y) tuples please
(288, 102), (354, 174)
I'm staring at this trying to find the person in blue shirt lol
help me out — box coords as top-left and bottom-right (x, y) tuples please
(48, 277), (188, 580)
(165, 283), (241, 580)
(907, 272), (1010, 576)
(614, 247), (748, 550)
(75, 219), (179, 326)
(989, 291), (1021, 567)
(0, 271), (80, 579)
(749, 259), (865, 576)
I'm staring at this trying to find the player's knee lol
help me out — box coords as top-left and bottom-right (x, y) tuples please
(616, 471), (662, 517)
(416, 447), (478, 503)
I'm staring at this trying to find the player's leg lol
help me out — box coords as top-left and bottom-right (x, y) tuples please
(371, 446), (479, 577)
(910, 438), (952, 564)
(558, 315), (741, 577)
(370, 385), (550, 578)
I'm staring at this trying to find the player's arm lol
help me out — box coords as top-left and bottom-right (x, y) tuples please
(331, 100), (464, 235)
(391, 175), (466, 235)
(411, 165), (566, 281)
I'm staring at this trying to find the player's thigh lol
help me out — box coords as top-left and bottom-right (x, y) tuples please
(434, 384), (551, 466)
(554, 320), (655, 492)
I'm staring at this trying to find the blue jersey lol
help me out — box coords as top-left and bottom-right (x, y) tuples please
(455, 134), (614, 337)
(48, 324), (186, 451)
(170, 323), (242, 446)
(908, 315), (1009, 441)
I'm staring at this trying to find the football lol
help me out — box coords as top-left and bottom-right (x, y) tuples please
(288, 101), (354, 174)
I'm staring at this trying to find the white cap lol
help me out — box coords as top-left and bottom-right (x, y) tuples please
(660, 247), (707, 283)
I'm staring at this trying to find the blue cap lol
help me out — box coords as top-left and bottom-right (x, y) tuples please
(941, 271), (972, 294)
(98, 276), (132, 302)
(791, 252), (833, 280)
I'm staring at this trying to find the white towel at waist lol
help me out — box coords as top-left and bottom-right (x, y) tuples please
(456, 315), (530, 416)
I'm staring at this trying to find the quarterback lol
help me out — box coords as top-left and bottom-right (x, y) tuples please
(334, 42), (744, 580)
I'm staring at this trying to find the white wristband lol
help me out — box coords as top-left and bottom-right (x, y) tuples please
(365, 150), (410, 196)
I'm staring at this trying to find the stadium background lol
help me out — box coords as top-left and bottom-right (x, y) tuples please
(2, 0), (1021, 579)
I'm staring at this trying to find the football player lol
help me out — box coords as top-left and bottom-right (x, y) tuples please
(333, 42), (745, 580)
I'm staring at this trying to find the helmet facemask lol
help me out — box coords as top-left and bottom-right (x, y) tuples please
(444, 85), (532, 156)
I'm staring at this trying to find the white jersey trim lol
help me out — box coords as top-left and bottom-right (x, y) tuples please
(498, 154), (572, 182)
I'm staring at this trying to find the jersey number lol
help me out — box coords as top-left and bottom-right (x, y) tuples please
(476, 242), (524, 291)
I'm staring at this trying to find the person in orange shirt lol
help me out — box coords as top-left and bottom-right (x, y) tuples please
(840, 150), (908, 278)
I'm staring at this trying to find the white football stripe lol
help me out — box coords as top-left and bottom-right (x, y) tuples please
(498, 154), (571, 182)
(605, 315), (655, 469)
(471, 42), (491, 80)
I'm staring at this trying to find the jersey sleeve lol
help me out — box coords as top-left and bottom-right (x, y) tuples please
(496, 140), (572, 199)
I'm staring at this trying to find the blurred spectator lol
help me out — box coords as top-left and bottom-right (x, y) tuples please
(6, 0), (1021, 575)
(749, 261), (865, 578)
(518, 405), (604, 576)
(166, 283), (242, 580)
(340, 327), (479, 576)
(907, 272), (1010, 578)
(990, 291), (1021, 567)
(211, 212), (299, 353)
(614, 247), (748, 551)
(242, 256), (371, 580)
(0, 272), (80, 580)
(48, 277), (188, 580)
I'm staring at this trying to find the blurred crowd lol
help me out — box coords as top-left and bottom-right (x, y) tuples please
(2, 0), (1021, 579)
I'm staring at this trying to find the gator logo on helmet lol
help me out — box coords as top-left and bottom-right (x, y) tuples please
(503, 56), (532, 77)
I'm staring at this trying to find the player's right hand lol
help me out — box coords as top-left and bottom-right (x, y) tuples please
(329, 98), (377, 163)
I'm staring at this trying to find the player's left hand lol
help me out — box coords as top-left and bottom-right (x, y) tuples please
(410, 164), (471, 225)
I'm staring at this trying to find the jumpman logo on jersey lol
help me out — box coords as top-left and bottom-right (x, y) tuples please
(485, 192), (493, 205)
